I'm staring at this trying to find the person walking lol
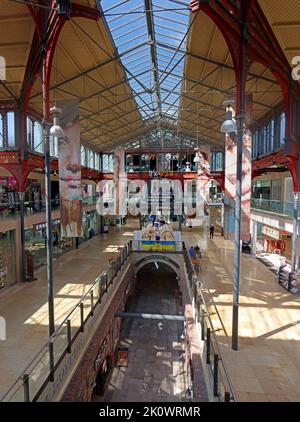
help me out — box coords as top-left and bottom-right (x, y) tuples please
(209, 224), (214, 239)
(194, 245), (201, 259)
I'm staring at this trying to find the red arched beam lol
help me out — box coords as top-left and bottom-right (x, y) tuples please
(18, 2), (101, 190)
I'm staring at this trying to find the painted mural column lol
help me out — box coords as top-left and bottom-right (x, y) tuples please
(195, 145), (211, 226)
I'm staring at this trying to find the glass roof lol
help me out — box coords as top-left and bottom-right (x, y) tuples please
(122, 127), (208, 150)
(100, 0), (190, 120)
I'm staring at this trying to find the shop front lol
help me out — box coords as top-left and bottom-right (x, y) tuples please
(0, 230), (16, 289)
(78, 210), (100, 245)
(256, 223), (292, 263)
(25, 219), (73, 271)
(0, 176), (18, 215)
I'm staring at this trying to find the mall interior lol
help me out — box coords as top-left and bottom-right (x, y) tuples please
(0, 0), (300, 403)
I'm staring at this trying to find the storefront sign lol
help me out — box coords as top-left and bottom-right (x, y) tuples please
(262, 226), (280, 239)
(35, 220), (60, 231)
(58, 101), (83, 238)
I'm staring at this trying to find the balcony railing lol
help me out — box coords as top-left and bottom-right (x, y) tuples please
(0, 242), (133, 402)
(251, 198), (299, 219)
(183, 244), (236, 402)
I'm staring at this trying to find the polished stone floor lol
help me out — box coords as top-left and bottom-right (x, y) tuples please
(0, 218), (300, 402)
(0, 219), (139, 397)
(182, 224), (300, 402)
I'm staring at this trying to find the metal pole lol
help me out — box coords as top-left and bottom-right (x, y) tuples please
(67, 319), (72, 353)
(232, 18), (248, 351)
(49, 340), (54, 382)
(22, 374), (30, 402)
(80, 302), (84, 332)
(206, 327), (211, 364)
(232, 115), (243, 351)
(291, 192), (299, 272)
(213, 354), (219, 397)
(18, 190), (26, 281)
(16, 107), (26, 282)
(44, 122), (55, 337)
(221, 202), (224, 237)
(42, 55), (55, 338)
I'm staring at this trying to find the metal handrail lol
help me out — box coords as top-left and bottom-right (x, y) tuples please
(0, 242), (131, 402)
(183, 246), (236, 402)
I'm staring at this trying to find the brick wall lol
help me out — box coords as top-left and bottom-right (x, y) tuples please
(61, 264), (135, 401)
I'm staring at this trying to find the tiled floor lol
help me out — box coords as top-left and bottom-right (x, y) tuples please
(1, 218), (300, 402)
(182, 225), (300, 402)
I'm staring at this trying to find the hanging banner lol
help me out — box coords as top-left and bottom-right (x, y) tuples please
(58, 101), (83, 237)
(114, 146), (126, 216)
(241, 95), (252, 240)
(224, 95), (252, 240)
(196, 145), (211, 218)
(241, 128), (252, 240)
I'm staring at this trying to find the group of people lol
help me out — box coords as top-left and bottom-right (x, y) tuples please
(188, 245), (201, 259)
(188, 245), (202, 274)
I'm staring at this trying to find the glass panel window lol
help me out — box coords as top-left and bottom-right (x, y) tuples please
(7, 111), (15, 147)
(108, 154), (114, 172)
(81, 146), (86, 166)
(280, 112), (286, 146)
(34, 121), (43, 153)
(27, 117), (33, 150)
(0, 114), (3, 148)
(270, 119), (275, 151)
(102, 154), (109, 172)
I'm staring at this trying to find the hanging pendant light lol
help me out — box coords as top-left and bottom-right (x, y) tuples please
(50, 106), (64, 138)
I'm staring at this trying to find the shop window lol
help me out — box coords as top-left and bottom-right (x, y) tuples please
(271, 180), (281, 201)
(0, 230), (16, 289)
